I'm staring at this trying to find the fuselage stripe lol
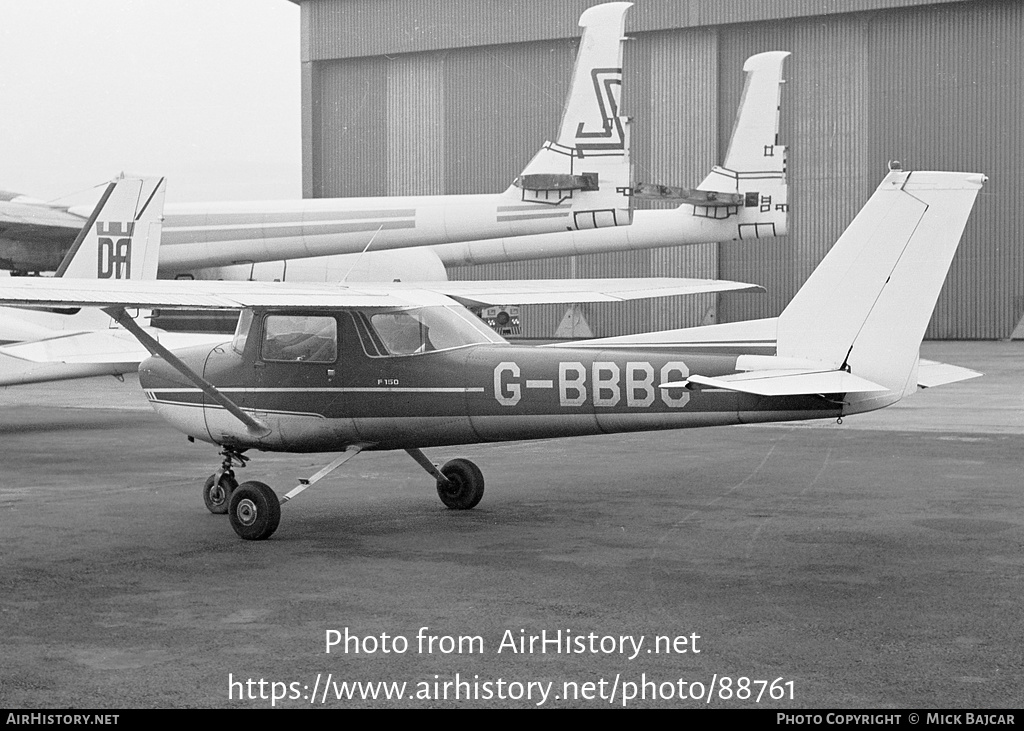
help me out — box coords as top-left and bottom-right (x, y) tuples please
(146, 386), (485, 394)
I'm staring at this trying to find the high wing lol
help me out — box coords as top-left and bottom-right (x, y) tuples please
(0, 275), (761, 311)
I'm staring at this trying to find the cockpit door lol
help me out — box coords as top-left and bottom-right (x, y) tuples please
(252, 312), (343, 417)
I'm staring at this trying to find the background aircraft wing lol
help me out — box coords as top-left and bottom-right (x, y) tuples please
(0, 200), (84, 245)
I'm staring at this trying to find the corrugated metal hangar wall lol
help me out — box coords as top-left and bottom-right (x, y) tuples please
(298, 0), (1023, 339)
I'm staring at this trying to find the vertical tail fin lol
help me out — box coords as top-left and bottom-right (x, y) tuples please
(721, 51), (789, 175)
(777, 169), (986, 396)
(56, 175), (165, 280)
(510, 2), (632, 230)
(695, 51), (789, 240)
(3, 174), (167, 336)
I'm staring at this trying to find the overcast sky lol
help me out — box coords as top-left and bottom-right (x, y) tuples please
(0, 0), (301, 205)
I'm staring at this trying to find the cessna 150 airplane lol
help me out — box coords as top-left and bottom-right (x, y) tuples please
(0, 3), (790, 287)
(0, 167), (985, 541)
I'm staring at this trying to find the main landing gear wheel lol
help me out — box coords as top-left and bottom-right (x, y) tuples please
(228, 481), (281, 540)
(436, 458), (485, 510)
(203, 473), (238, 515)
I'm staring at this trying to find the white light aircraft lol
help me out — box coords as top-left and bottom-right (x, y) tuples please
(0, 168), (984, 540)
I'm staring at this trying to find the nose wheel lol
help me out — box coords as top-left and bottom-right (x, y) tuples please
(202, 473), (238, 514)
(202, 446), (249, 514)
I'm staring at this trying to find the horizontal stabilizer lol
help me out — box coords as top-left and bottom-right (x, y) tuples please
(663, 369), (888, 397)
(917, 359), (982, 388)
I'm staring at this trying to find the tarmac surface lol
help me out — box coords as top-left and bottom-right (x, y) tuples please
(0, 341), (1021, 709)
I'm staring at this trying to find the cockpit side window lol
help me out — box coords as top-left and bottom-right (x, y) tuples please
(261, 314), (338, 363)
(371, 310), (434, 355)
(231, 309), (254, 355)
(357, 306), (505, 357)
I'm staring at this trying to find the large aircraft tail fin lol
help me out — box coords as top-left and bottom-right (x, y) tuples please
(694, 51), (789, 240)
(777, 169), (985, 401)
(56, 175), (165, 280)
(508, 2), (632, 230)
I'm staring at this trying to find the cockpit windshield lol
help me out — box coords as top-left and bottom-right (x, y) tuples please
(357, 306), (505, 357)
(231, 309), (254, 355)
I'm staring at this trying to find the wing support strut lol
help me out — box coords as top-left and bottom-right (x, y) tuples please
(405, 447), (454, 488)
(102, 306), (271, 437)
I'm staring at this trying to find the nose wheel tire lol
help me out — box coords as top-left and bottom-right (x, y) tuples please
(436, 458), (485, 510)
(203, 473), (238, 514)
(228, 481), (281, 540)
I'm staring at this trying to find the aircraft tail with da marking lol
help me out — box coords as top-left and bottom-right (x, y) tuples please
(0, 175), (166, 343)
(0, 175), (224, 387)
(55, 175), (165, 281)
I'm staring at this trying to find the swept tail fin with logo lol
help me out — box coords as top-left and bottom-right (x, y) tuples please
(505, 1), (632, 230)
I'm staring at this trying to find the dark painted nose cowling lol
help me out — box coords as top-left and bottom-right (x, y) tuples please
(138, 343), (220, 391)
(138, 343), (227, 446)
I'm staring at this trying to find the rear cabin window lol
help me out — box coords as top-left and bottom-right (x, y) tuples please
(261, 314), (338, 363)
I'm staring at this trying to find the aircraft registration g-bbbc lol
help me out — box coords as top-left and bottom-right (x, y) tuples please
(0, 168), (985, 541)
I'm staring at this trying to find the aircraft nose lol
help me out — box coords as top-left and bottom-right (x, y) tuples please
(138, 344), (215, 391)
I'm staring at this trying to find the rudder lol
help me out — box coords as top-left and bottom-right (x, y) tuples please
(777, 169), (985, 395)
